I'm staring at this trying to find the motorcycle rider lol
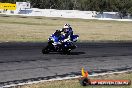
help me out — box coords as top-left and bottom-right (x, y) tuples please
(42, 24), (78, 54)
(51, 24), (73, 45)
(60, 24), (73, 41)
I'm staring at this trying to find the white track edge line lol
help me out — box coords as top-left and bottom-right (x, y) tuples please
(2, 70), (132, 88)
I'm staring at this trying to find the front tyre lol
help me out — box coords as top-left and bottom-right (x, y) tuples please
(42, 46), (50, 54)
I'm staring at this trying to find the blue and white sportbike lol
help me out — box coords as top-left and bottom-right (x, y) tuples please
(42, 30), (79, 54)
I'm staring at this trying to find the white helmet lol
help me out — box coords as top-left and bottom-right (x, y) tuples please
(63, 24), (70, 29)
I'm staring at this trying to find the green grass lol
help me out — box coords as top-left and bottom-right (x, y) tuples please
(18, 72), (132, 88)
(0, 15), (132, 42)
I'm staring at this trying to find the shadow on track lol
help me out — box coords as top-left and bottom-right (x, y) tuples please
(68, 52), (85, 55)
(43, 51), (85, 55)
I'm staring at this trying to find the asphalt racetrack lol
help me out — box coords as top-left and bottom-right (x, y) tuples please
(0, 42), (132, 84)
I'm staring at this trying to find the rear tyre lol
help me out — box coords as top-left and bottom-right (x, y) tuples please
(62, 48), (71, 55)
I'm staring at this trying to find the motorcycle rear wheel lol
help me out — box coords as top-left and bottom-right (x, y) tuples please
(62, 48), (71, 55)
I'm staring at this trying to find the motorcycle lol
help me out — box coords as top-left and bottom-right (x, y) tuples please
(42, 31), (79, 54)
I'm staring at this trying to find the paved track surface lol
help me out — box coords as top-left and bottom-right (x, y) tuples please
(0, 42), (132, 83)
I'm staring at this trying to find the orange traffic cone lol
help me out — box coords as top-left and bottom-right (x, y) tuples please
(81, 68), (89, 78)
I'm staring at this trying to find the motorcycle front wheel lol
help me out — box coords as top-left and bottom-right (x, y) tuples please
(42, 46), (50, 54)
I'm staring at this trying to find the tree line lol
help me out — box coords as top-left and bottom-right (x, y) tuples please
(1, 0), (132, 17)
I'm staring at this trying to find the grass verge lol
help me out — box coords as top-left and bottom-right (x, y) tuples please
(0, 15), (132, 42)
(17, 72), (132, 88)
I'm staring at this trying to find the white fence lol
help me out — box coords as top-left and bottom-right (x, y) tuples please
(1, 7), (132, 21)
(19, 8), (97, 19)
(0, 2), (132, 21)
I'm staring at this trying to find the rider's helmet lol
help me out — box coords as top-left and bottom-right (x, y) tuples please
(63, 24), (70, 29)
(63, 24), (71, 33)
